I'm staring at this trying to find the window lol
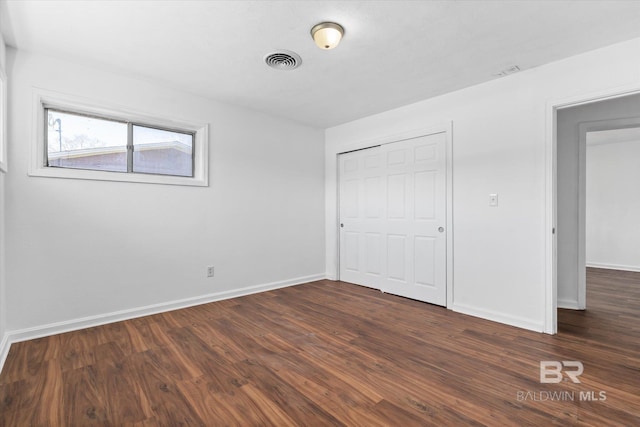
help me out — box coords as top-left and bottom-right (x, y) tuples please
(47, 110), (129, 173)
(31, 89), (208, 186)
(132, 125), (193, 176)
(46, 109), (194, 177)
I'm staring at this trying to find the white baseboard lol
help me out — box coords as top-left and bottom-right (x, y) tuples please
(0, 273), (325, 373)
(586, 262), (640, 273)
(557, 298), (582, 310)
(450, 302), (544, 333)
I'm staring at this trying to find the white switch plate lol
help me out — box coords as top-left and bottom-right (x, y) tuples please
(207, 266), (215, 277)
(489, 194), (498, 207)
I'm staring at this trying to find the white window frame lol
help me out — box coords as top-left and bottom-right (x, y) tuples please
(30, 89), (209, 186)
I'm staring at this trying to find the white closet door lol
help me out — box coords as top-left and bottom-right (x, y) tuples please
(338, 146), (383, 289)
(380, 133), (447, 306)
(339, 132), (447, 306)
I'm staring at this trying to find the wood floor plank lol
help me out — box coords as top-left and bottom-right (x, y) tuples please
(233, 358), (346, 426)
(93, 356), (147, 424)
(267, 366), (387, 427)
(165, 327), (247, 393)
(1, 269), (639, 425)
(127, 350), (206, 426)
(58, 329), (99, 373)
(62, 365), (110, 426)
(0, 380), (33, 426)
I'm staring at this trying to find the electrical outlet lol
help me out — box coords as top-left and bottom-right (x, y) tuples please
(207, 266), (215, 277)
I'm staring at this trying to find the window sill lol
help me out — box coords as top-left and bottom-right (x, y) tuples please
(28, 165), (208, 187)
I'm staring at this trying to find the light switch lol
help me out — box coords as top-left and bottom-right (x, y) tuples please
(489, 193), (498, 207)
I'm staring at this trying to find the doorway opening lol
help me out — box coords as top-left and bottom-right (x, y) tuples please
(551, 92), (640, 333)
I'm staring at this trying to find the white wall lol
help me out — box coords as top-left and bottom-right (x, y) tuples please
(556, 95), (640, 309)
(326, 37), (640, 332)
(586, 134), (640, 271)
(5, 48), (325, 336)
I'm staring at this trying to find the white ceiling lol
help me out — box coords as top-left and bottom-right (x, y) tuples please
(2, 0), (640, 128)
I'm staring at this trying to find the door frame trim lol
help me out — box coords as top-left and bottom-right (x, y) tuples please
(332, 122), (453, 308)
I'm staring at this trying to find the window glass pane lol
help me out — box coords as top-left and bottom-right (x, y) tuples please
(132, 125), (193, 177)
(46, 110), (128, 172)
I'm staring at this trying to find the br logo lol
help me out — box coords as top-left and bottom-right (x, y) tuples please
(540, 361), (583, 383)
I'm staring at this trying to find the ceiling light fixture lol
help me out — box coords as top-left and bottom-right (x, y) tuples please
(311, 22), (344, 50)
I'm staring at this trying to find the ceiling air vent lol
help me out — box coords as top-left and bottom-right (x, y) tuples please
(496, 65), (521, 77)
(264, 50), (302, 70)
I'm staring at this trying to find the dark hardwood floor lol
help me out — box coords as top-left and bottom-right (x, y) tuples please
(1, 268), (639, 426)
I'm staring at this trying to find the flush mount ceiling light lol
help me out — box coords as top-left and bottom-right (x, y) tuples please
(310, 22), (344, 50)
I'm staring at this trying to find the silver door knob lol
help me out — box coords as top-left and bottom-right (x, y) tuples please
(438, 227), (444, 233)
